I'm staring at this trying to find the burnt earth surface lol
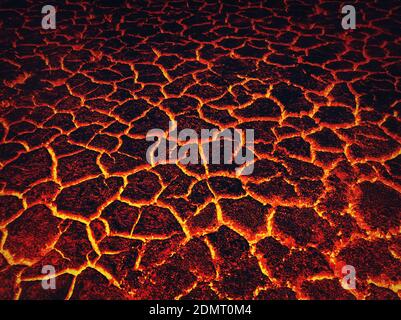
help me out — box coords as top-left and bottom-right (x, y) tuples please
(0, 0), (401, 300)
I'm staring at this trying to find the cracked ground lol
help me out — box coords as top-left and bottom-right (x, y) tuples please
(1, 0), (401, 300)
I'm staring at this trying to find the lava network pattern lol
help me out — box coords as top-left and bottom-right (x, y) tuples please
(0, 0), (401, 300)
